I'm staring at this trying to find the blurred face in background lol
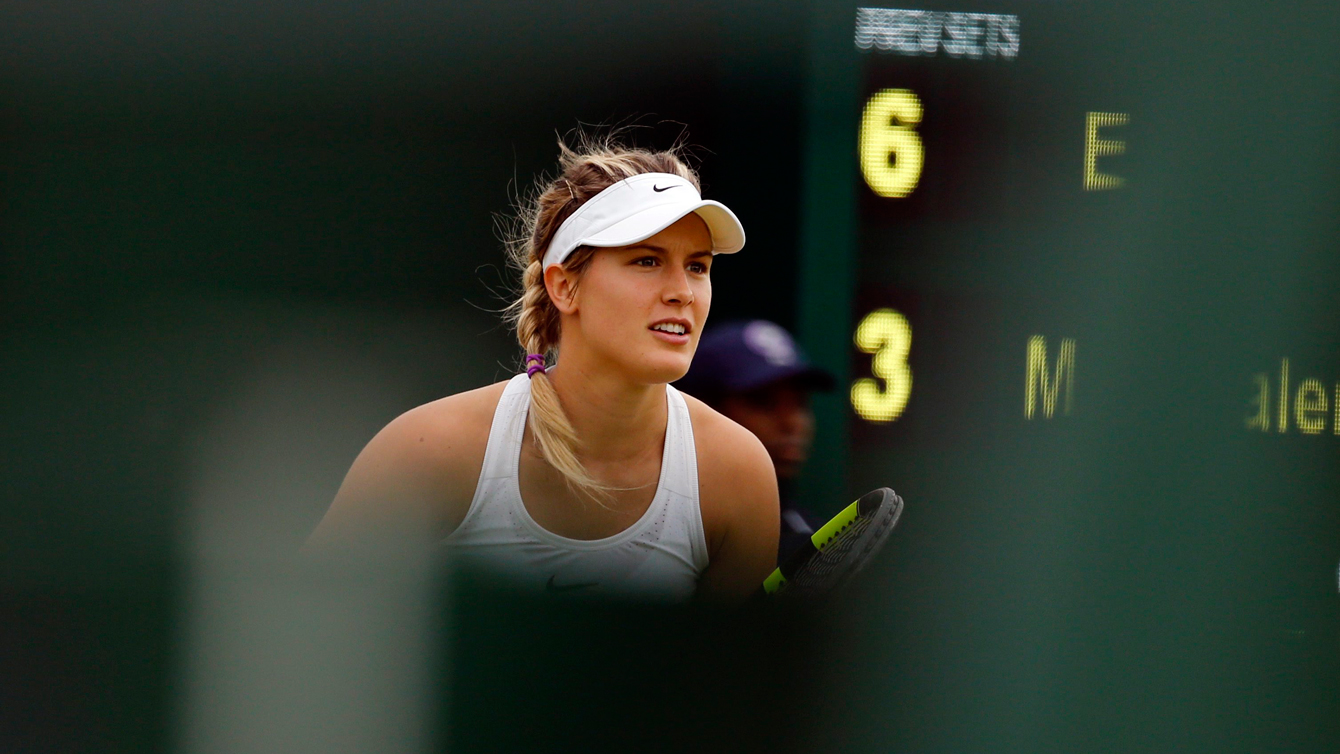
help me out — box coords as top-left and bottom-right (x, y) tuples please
(718, 379), (815, 481)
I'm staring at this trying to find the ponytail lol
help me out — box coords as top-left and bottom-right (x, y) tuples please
(511, 257), (607, 497)
(503, 132), (699, 501)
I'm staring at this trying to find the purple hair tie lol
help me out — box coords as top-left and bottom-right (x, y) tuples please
(524, 354), (546, 378)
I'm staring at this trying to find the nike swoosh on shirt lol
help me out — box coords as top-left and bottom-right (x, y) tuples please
(546, 575), (599, 592)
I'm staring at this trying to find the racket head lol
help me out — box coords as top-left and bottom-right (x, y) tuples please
(763, 487), (903, 597)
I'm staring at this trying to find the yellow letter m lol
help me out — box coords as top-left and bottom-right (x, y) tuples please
(1026, 336), (1076, 419)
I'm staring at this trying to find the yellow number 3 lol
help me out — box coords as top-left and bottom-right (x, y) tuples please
(851, 309), (913, 423)
(858, 89), (924, 198)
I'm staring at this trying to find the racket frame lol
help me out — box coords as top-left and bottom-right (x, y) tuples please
(762, 487), (902, 596)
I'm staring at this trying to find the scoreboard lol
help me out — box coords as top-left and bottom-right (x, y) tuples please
(795, 3), (1340, 751)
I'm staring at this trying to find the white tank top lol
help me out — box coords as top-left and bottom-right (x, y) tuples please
(441, 373), (710, 601)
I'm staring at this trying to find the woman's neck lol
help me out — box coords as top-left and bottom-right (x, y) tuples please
(545, 349), (666, 465)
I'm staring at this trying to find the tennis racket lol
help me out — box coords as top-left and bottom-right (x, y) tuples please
(762, 487), (904, 597)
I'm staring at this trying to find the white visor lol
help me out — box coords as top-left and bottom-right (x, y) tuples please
(542, 172), (745, 270)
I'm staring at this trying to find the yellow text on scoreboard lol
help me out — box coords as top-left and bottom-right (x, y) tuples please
(858, 89), (925, 198)
(1084, 112), (1129, 191)
(851, 308), (913, 422)
(1026, 335), (1076, 419)
(1247, 358), (1340, 435)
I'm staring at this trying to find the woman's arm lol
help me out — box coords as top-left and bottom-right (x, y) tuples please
(304, 385), (500, 556)
(691, 403), (782, 600)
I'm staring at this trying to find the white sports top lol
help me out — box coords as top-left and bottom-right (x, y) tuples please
(441, 373), (710, 601)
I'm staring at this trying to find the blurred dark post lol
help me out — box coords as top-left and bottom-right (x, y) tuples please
(795, 0), (861, 517)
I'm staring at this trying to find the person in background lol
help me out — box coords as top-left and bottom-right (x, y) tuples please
(675, 320), (835, 563)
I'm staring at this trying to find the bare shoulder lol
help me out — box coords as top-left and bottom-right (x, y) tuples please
(399, 380), (510, 477)
(680, 392), (779, 595)
(682, 392), (776, 496)
(305, 380), (510, 552)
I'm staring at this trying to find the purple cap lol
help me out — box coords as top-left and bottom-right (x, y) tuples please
(675, 320), (836, 399)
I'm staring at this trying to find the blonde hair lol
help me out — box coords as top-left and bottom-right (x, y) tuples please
(503, 133), (701, 500)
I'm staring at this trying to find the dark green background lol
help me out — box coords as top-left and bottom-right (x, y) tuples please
(1, 2), (1336, 752)
(796, 2), (1340, 753)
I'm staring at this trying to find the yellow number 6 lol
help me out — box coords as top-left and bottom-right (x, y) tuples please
(851, 309), (913, 423)
(858, 89), (924, 198)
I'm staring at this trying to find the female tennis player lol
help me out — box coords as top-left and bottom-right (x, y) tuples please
(307, 138), (779, 601)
